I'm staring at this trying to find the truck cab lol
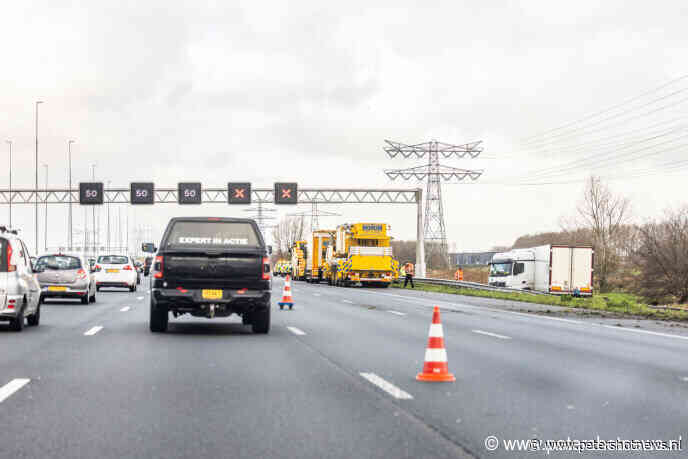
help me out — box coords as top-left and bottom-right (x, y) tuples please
(488, 248), (535, 290)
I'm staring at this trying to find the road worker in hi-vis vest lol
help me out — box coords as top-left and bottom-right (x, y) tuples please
(403, 262), (414, 288)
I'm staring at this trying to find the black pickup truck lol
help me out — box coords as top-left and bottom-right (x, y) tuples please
(149, 217), (272, 333)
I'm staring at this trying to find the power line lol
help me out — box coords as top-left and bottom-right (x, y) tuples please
(520, 73), (688, 144)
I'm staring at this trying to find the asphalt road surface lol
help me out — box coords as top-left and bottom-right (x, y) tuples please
(2, 278), (687, 458)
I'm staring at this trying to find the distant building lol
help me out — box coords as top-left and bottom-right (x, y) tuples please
(449, 251), (497, 266)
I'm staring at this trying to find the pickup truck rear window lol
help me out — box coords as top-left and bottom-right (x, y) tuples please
(165, 221), (260, 248)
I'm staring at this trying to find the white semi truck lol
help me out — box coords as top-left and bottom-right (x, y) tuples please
(488, 244), (593, 296)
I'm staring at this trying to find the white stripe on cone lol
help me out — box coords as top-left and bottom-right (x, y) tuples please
(428, 323), (444, 337)
(424, 348), (448, 363)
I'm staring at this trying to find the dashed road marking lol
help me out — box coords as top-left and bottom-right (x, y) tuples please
(472, 329), (511, 340)
(313, 293), (321, 297)
(360, 373), (413, 400)
(0, 379), (31, 403)
(287, 326), (306, 336)
(120, 306), (131, 312)
(388, 310), (407, 316)
(137, 296), (144, 300)
(343, 300), (354, 304)
(84, 326), (103, 336)
(600, 324), (688, 341)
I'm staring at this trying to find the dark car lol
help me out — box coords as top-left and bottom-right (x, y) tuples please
(143, 256), (153, 276)
(149, 217), (272, 333)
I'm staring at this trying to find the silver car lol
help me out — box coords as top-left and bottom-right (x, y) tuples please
(0, 227), (41, 331)
(34, 253), (97, 305)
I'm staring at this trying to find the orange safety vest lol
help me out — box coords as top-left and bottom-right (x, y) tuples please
(404, 263), (414, 276)
(454, 269), (464, 281)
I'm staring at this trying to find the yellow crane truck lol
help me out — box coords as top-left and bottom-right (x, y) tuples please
(290, 240), (307, 281)
(326, 223), (395, 287)
(306, 230), (334, 283)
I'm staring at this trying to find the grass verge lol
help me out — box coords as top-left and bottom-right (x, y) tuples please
(391, 281), (688, 321)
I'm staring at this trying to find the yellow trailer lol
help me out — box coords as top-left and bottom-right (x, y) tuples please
(291, 240), (307, 281)
(327, 223), (395, 287)
(306, 230), (334, 283)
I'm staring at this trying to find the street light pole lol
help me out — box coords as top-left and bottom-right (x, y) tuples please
(107, 180), (111, 252)
(91, 164), (96, 257)
(5, 140), (11, 227)
(43, 164), (48, 252)
(35, 100), (44, 254)
(68, 140), (75, 250)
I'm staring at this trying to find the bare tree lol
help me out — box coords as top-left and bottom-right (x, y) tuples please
(574, 176), (631, 292)
(634, 207), (688, 303)
(271, 216), (306, 257)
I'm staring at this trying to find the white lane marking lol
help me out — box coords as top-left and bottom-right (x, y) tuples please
(0, 378), (31, 404)
(343, 300), (354, 304)
(601, 325), (688, 341)
(388, 310), (406, 316)
(120, 306), (131, 312)
(313, 293), (321, 297)
(84, 326), (103, 336)
(354, 290), (688, 342)
(287, 326), (306, 336)
(359, 373), (413, 400)
(472, 329), (512, 340)
(137, 296), (144, 300)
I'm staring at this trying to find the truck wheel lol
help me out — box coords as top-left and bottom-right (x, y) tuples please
(150, 300), (168, 333)
(242, 313), (252, 325)
(252, 306), (270, 334)
(27, 304), (41, 326)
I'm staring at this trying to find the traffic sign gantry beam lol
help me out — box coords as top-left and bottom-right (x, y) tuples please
(0, 187), (426, 276)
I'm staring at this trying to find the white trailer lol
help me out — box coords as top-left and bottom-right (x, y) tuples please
(488, 244), (593, 296)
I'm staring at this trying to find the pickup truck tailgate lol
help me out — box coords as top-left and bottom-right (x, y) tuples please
(165, 253), (262, 283)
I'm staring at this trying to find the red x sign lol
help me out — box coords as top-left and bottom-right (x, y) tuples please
(281, 188), (292, 199)
(234, 188), (245, 199)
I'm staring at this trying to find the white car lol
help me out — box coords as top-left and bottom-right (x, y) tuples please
(95, 255), (138, 292)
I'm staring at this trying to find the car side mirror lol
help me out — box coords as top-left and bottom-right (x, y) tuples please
(34, 266), (44, 273)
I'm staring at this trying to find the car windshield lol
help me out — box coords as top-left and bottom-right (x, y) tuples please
(36, 255), (81, 270)
(165, 221), (261, 248)
(97, 255), (129, 264)
(490, 262), (512, 277)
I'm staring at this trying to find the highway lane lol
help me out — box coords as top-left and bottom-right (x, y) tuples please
(0, 283), (468, 459)
(287, 279), (688, 457)
(2, 277), (687, 458)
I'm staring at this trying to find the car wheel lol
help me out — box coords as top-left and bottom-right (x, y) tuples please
(27, 304), (40, 326)
(96, 286), (101, 292)
(251, 305), (270, 334)
(9, 306), (24, 332)
(149, 300), (168, 333)
(81, 294), (89, 304)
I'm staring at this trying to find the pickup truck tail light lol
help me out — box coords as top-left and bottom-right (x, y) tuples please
(77, 268), (87, 280)
(123, 265), (133, 271)
(7, 243), (15, 272)
(154, 256), (164, 279)
(262, 257), (270, 280)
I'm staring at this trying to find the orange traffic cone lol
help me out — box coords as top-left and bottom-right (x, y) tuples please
(279, 274), (294, 310)
(416, 306), (455, 382)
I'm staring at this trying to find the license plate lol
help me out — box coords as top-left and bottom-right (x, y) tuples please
(202, 289), (223, 300)
(48, 286), (67, 292)
(106, 269), (119, 273)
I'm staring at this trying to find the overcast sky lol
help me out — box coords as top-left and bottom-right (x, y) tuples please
(1, 1), (687, 255)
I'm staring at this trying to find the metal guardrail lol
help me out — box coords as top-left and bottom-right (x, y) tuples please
(413, 277), (553, 296)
